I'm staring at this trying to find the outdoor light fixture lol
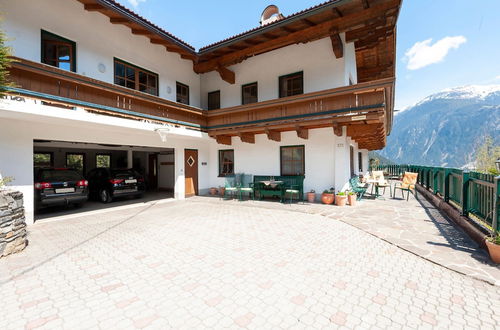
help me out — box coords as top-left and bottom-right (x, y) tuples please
(155, 127), (170, 142)
(496, 157), (500, 172)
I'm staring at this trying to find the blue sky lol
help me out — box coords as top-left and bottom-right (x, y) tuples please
(118, 0), (500, 110)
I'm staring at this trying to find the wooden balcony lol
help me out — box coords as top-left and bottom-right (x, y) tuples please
(6, 57), (206, 130)
(207, 78), (394, 150)
(5, 57), (394, 150)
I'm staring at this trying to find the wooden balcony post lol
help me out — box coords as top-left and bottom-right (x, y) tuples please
(461, 171), (470, 217)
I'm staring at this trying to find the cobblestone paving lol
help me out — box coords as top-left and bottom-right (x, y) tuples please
(1, 200), (499, 329)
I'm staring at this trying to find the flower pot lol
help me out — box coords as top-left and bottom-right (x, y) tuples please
(321, 193), (334, 205)
(335, 195), (347, 206)
(485, 239), (500, 264)
(209, 187), (218, 195)
(348, 194), (356, 206)
(219, 187), (225, 196)
(306, 192), (316, 203)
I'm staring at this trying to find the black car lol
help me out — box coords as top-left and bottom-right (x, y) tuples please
(34, 168), (89, 210)
(87, 168), (145, 203)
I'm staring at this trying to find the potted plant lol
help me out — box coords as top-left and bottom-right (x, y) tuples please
(347, 191), (357, 206)
(306, 189), (316, 203)
(218, 186), (225, 197)
(321, 188), (335, 205)
(209, 187), (218, 195)
(485, 233), (500, 264)
(335, 191), (347, 206)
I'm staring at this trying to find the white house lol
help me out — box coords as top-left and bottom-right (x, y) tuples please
(0, 0), (401, 224)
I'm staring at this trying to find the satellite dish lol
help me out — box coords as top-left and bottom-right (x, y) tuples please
(260, 5), (284, 26)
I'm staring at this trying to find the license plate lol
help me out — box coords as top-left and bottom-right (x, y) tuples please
(55, 188), (75, 194)
(125, 179), (137, 184)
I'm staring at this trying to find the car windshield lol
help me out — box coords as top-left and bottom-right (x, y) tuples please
(111, 169), (137, 179)
(39, 170), (82, 182)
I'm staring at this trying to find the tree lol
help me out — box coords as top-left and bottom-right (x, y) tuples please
(475, 136), (500, 175)
(0, 26), (13, 97)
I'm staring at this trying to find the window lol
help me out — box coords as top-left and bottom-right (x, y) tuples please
(114, 58), (158, 96)
(176, 82), (189, 105)
(96, 154), (111, 168)
(34, 152), (53, 167)
(242, 82), (258, 105)
(280, 146), (305, 176)
(358, 152), (363, 172)
(279, 71), (303, 98)
(350, 146), (355, 177)
(41, 30), (76, 72)
(208, 90), (220, 110)
(66, 153), (85, 175)
(218, 150), (234, 177)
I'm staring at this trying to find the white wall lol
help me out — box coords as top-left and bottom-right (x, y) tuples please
(207, 128), (355, 195)
(200, 35), (355, 109)
(1, 0), (201, 107)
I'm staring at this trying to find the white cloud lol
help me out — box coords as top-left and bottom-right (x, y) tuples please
(127, 0), (146, 8)
(404, 36), (467, 70)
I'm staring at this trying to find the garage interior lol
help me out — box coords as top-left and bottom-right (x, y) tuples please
(33, 140), (175, 218)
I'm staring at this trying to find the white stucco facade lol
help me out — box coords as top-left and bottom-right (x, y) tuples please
(0, 0), (374, 225)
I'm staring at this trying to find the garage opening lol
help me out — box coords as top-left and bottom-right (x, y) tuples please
(33, 140), (175, 220)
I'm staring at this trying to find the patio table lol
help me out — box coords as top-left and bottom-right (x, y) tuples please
(365, 179), (387, 199)
(257, 180), (284, 201)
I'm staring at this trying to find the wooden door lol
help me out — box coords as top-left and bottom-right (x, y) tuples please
(349, 146), (354, 177)
(148, 153), (158, 190)
(184, 149), (198, 197)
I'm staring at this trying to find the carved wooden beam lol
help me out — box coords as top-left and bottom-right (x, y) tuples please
(216, 65), (236, 84)
(265, 129), (281, 142)
(131, 29), (151, 35)
(84, 4), (103, 11)
(296, 126), (308, 140)
(332, 123), (343, 137)
(109, 17), (129, 24)
(330, 33), (344, 59)
(238, 132), (255, 144)
(216, 135), (232, 145)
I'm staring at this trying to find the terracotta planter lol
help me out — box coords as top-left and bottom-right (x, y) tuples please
(209, 187), (218, 195)
(306, 192), (316, 203)
(335, 195), (347, 206)
(485, 239), (500, 264)
(348, 194), (356, 206)
(321, 193), (334, 205)
(218, 187), (225, 196)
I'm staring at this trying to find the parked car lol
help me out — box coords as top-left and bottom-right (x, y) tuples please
(34, 168), (89, 210)
(87, 168), (145, 203)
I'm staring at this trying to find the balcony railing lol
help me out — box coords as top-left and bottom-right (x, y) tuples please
(374, 164), (500, 233)
(6, 57), (206, 130)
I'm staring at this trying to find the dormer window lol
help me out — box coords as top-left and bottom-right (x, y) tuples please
(41, 30), (76, 72)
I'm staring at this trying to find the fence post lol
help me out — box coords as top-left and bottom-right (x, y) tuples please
(433, 169), (439, 194)
(461, 171), (470, 217)
(493, 176), (500, 233)
(444, 169), (450, 202)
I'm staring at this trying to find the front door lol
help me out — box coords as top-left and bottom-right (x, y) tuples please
(184, 149), (198, 197)
(148, 153), (158, 190)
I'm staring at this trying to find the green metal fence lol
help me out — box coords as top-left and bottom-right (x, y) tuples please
(373, 165), (500, 233)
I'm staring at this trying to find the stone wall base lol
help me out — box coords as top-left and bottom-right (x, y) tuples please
(416, 185), (488, 250)
(0, 190), (28, 258)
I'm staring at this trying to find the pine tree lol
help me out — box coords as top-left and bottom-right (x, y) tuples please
(475, 136), (500, 175)
(0, 27), (13, 97)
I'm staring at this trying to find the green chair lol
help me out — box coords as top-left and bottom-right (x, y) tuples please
(283, 185), (302, 204)
(238, 174), (254, 200)
(223, 176), (238, 199)
(349, 176), (368, 201)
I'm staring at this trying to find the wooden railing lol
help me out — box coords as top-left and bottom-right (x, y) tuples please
(6, 57), (206, 130)
(374, 164), (500, 233)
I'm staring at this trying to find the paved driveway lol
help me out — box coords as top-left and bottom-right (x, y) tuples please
(1, 200), (499, 329)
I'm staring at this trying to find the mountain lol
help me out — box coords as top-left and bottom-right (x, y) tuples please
(379, 85), (500, 168)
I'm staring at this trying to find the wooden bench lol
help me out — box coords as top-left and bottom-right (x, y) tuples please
(253, 175), (305, 202)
